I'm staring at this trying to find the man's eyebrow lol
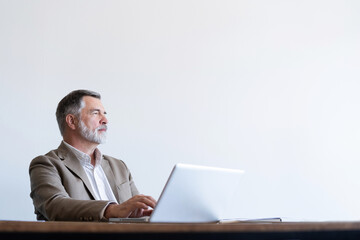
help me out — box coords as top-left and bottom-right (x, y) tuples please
(89, 109), (107, 114)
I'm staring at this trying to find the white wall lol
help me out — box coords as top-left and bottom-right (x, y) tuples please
(1, 0), (360, 221)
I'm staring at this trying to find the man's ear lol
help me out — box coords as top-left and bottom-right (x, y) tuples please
(65, 114), (78, 130)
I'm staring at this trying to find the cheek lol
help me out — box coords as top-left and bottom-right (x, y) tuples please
(89, 118), (101, 127)
(81, 119), (96, 128)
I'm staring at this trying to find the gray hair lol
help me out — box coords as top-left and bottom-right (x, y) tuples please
(56, 90), (101, 136)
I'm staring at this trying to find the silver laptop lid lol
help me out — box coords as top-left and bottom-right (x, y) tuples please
(149, 163), (244, 223)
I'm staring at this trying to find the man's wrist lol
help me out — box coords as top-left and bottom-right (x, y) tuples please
(104, 202), (117, 219)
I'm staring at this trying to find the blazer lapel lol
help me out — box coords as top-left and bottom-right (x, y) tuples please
(101, 159), (120, 203)
(57, 142), (97, 200)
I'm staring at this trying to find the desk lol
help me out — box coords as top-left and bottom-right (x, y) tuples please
(1, 220), (360, 240)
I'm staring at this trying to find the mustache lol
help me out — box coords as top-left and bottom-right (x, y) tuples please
(97, 125), (107, 131)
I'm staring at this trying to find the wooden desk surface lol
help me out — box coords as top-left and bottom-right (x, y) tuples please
(2, 220), (360, 239)
(1, 220), (360, 232)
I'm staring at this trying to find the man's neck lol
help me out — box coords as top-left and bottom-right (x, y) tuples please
(63, 137), (99, 166)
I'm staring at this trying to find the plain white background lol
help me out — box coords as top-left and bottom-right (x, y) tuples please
(1, 0), (360, 221)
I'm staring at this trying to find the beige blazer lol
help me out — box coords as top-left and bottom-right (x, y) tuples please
(29, 142), (139, 221)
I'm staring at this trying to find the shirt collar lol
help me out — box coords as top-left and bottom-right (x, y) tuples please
(62, 140), (103, 167)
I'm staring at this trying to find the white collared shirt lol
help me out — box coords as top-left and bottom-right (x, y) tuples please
(63, 141), (118, 204)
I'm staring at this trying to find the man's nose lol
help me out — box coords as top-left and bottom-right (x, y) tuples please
(100, 114), (108, 125)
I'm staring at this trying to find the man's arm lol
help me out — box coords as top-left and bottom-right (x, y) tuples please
(29, 156), (110, 221)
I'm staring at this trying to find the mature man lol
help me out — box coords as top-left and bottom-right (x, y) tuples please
(29, 90), (156, 221)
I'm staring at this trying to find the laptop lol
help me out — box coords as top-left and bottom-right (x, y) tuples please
(109, 163), (244, 223)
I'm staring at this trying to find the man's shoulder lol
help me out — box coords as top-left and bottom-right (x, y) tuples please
(30, 149), (61, 165)
(102, 155), (131, 172)
(102, 154), (125, 165)
(30, 143), (68, 166)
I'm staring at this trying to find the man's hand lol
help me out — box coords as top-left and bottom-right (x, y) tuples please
(104, 194), (156, 219)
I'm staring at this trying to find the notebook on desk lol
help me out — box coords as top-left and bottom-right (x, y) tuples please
(109, 163), (245, 223)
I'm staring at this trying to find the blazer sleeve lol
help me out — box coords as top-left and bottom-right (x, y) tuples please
(29, 155), (109, 221)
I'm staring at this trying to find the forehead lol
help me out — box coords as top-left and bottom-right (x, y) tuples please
(81, 96), (105, 110)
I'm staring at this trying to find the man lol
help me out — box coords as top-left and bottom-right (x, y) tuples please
(29, 90), (156, 221)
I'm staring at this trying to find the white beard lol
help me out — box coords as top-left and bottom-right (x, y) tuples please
(79, 120), (107, 144)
